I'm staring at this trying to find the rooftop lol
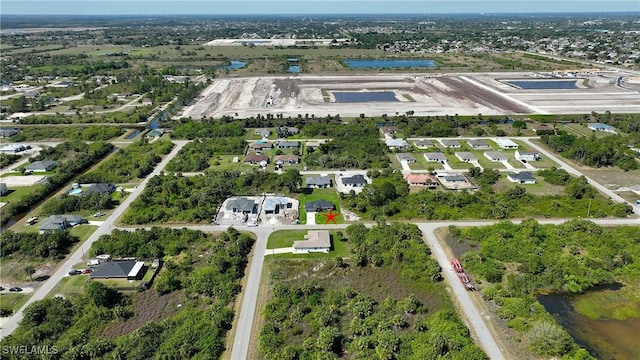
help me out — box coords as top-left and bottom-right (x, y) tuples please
(293, 230), (331, 249)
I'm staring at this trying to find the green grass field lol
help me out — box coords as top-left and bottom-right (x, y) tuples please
(0, 293), (29, 313)
(0, 185), (44, 204)
(266, 230), (350, 259)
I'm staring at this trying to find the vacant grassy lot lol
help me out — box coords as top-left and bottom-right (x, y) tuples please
(0, 293), (29, 314)
(0, 185), (45, 205)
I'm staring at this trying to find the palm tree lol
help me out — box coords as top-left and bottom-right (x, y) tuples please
(25, 265), (35, 281)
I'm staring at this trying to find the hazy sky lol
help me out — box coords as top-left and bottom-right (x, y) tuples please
(2, 1), (639, 15)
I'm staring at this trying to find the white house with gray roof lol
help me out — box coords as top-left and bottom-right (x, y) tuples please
(306, 176), (331, 188)
(439, 139), (461, 148)
(293, 230), (332, 254)
(424, 152), (447, 163)
(484, 151), (508, 162)
(396, 153), (416, 163)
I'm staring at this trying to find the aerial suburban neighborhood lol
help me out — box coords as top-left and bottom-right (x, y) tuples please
(0, 4), (639, 360)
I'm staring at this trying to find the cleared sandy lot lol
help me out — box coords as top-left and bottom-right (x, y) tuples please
(180, 71), (640, 119)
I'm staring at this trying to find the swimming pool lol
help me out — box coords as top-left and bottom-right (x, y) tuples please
(68, 188), (83, 195)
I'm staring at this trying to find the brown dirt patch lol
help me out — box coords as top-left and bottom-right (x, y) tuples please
(439, 76), (530, 114)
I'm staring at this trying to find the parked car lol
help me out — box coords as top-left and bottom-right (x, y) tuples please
(68, 269), (82, 275)
(92, 212), (105, 217)
(0, 286), (4, 291)
(9, 287), (22, 292)
(82, 269), (93, 274)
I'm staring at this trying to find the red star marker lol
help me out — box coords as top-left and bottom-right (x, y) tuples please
(322, 209), (340, 224)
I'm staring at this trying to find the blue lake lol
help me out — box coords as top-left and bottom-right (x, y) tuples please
(333, 91), (399, 103)
(288, 65), (300, 73)
(506, 80), (578, 89)
(344, 59), (436, 69)
(219, 61), (246, 70)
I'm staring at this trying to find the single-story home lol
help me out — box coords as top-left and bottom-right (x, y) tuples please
(442, 174), (468, 183)
(305, 200), (335, 212)
(439, 139), (461, 148)
(263, 197), (292, 214)
(456, 152), (478, 162)
(508, 172), (536, 184)
(306, 141), (325, 151)
(484, 151), (508, 162)
(424, 152), (447, 163)
(254, 128), (271, 138)
(380, 126), (399, 136)
(276, 126), (299, 138)
(0, 144), (29, 153)
(531, 124), (553, 133)
(515, 150), (540, 162)
(0, 128), (21, 138)
(306, 176), (331, 188)
(342, 174), (367, 188)
(396, 153), (416, 163)
(494, 138), (519, 149)
(277, 140), (300, 149)
(0, 183), (8, 196)
(588, 123), (616, 133)
(83, 183), (116, 196)
(90, 260), (145, 280)
(274, 154), (300, 165)
(467, 139), (490, 149)
(25, 160), (57, 173)
(226, 197), (256, 213)
(413, 139), (434, 149)
(404, 173), (438, 188)
(249, 141), (273, 151)
(38, 214), (84, 233)
(385, 138), (409, 150)
(244, 155), (269, 165)
(293, 230), (332, 254)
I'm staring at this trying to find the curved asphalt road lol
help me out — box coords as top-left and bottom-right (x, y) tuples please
(0, 141), (187, 339)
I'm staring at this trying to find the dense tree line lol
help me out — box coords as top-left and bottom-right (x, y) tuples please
(122, 169), (302, 224)
(0, 230), (79, 259)
(542, 133), (639, 171)
(0, 228), (253, 359)
(11, 126), (124, 141)
(0, 154), (21, 169)
(165, 138), (247, 172)
(41, 192), (116, 215)
(342, 170), (632, 220)
(77, 139), (174, 184)
(16, 107), (150, 124)
(0, 141), (114, 225)
(260, 223), (484, 359)
(451, 220), (640, 358)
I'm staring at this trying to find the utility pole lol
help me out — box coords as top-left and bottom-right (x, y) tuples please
(587, 198), (592, 217)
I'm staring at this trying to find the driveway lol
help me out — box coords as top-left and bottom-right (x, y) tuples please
(306, 211), (317, 225)
(500, 160), (515, 170)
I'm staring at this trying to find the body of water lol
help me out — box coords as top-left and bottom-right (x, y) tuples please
(506, 80), (579, 89)
(344, 59), (436, 69)
(537, 288), (640, 360)
(219, 60), (246, 70)
(333, 91), (399, 103)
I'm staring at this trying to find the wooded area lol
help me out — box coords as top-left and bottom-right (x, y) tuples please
(541, 133), (639, 171)
(165, 138), (247, 172)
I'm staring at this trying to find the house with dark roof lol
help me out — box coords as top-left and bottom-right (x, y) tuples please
(508, 172), (536, 184)
(38, 214), (84, 233)
(276, 126), (299, 138)
(226, 197), (256, 213)
(249, 141), (273, 151)
(305, 200), (335, 212)
(83, 183), (116, 196)
(467, 139), (491, 149)
(90, 260), (146, 280)
(342, 174), (367, 188)
(254, 128), (271, 138)
(396, 153), (416, 163)
(274, 154), (300, 165)
(0, 128), (21, 138)
(484, 151), (508, 162)
(442, 174), (468, 183)
(25, 160), (57, 172)
(277, 140), (300, 149)
(380, 126), (399, 136)
(413, 139), (434, 149)
(0, 183), (8, 196)
(293, 231), (332, 254)
(306, 176), (331, 188)
(244, 155), (269, 165)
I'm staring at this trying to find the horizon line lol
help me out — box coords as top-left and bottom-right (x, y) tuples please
(2, 11), (640, 16)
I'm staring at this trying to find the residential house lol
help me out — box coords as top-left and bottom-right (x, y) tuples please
(255, 128), (271, 138)
(274, 154), (300, 165)
(342, 174), (367, 188)
(380, 126), (399, 136)
(277, 140), (300, 149)
(588, 123), (616, 133)
(0, 144), (29, 153)
(276, 126), (299, 138)
(293, 230), (332, 254)
(531, 124), (554, 133)
(306, 141), (326, 151)
(508, 172), (536, 184)
(83, 183), (116, 196)
(226, 197), (256, 213)
(90, 260), (146, 280)
(396, 153), (416, 163)
(25, 160), (57, 172)
(0, 183), (8, 196)
(263, 197), (292, 214)
(38, 215), (84, 233)
(484, 151), (508, 162)
(306, 176), (331, 188)
(404, 173), (438, 188)
(467, 139), (491, 150)
(142, 98), (153, 106)
(0, 128), (21, 138)
(305, 200), (335, 212)
(424, 152), (447, 163)
(515, 150), (540, 162)
(442, 174), (468, 183)
(439, 139), (461, 148)
(456, 152), (478, 162)
(385, 138), (409, 150)
(413, 139), (434, 149)
(244, 155), (269, 165)
(249, 141), (273, 151)
(494, 138), (519, 149)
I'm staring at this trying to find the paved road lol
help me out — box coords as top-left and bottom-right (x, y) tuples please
(0, 141), (186, 339)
